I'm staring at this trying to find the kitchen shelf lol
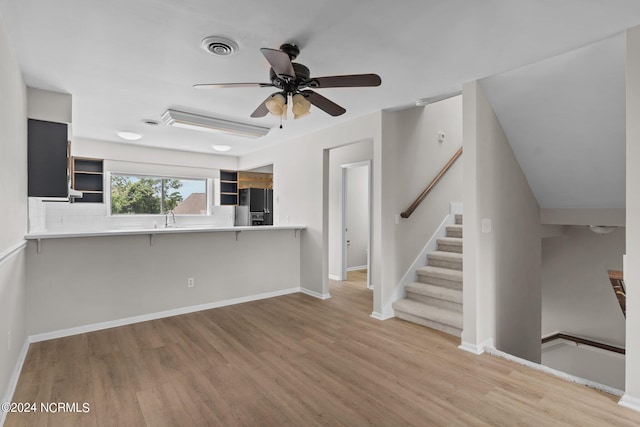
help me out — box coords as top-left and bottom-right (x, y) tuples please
(72, 157), (104, 203)
(219, 170), (238, 205)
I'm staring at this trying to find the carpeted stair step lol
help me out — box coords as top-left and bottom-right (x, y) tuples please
(455, 214), (463, 225)
(437, 237), (462, 254)
(405, 282), (462, 312)
(416, 266), (463, 290)
(428, 251), (463, 270)
(446, 224), (463, 238)
(392, 299), (462, 337)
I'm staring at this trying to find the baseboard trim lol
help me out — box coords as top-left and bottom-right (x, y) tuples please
(370, 311), (394, 321)
(328, 274), (342, 281)
(346, 265), (367, 272)
(458, 338), (492, 355)
(619, 394), (640, 412)
(485, 346), (624, 397)
(29, 287), (301, 343)
(1, 338), (30, 427)
(300, 288), (331, 300)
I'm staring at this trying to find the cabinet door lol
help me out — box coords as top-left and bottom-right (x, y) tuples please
(28, 119), (68, 197)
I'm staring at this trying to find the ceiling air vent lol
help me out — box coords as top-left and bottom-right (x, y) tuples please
(201, 36), (239, 56)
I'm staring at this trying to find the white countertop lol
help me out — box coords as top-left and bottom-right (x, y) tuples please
(25, 225), (306, 240)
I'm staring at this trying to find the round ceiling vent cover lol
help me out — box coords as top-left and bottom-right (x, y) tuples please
(201, 36), (239, 56)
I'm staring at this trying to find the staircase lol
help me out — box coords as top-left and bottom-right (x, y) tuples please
(392, 214), (463, 336)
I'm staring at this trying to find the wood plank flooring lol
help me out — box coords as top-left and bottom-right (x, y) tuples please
(6, 271), (640, 426)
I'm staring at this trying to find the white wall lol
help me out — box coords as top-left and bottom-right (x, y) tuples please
(0, 15), (28, 416)
(542, 342), (625, 390)
(73, 137), (238, 171)
(26, 87), (72, 123)
(382, 97), (463, 289)
(541, 208), (625, 227)
(542, 226), (625, 345)
(328, 141), (373, 279)
(238, 113), (383, 304)
(463, 81), (542, 362)
(624, 24), (640, 406)
(26, 230), (301, 335)
(346, 166), (369, 270)
(239, 100), (462, 315)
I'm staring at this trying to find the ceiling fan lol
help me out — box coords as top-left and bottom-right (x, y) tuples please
(194, 43), (382, 120)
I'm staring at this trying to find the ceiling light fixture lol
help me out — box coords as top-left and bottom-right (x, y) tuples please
(161, 109), (270, 138)
(291, 93), (311, 119)
(588, 225), (617, 234)
(265, 92), (312, 121)
(117, 131), (143, 141)
(212, 144), (231, 152)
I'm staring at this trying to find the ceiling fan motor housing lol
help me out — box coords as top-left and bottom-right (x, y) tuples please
(270, 63), (310, 93)
(280, 43), (300, 60)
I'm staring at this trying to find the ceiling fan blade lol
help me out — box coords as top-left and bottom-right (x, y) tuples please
(250, 96), (272, 118)
(307, 73), (381, 88)
(261, 48), (295, 78)
(193, 83), (273, 89)
(301, 90), (346, 117)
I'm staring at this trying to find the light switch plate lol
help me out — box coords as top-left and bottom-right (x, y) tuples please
(481, 218), (492, 233)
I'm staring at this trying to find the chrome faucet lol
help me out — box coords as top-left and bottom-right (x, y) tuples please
(165, 210), (176, 228)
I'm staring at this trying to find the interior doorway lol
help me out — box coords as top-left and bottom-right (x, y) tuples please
(340, 161), (371, 289)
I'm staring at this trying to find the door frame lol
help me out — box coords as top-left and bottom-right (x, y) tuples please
(340, 160), (372, 289)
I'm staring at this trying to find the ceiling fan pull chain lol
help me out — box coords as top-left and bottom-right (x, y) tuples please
(280, 115), (283, 129)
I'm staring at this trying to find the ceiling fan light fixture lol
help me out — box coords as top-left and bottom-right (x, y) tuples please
(292, 93), (311, 119)
(265, 93), (287, 116)
(161, 109), (270, 138)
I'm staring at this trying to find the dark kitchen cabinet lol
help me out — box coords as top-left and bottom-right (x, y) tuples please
(219, 170), (238, 205)
(28, 119), (69, 197)
(72, 157), (104, 203)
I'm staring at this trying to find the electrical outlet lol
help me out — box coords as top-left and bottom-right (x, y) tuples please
(7, 331), (11, 351)
(187, 278), (195, 288)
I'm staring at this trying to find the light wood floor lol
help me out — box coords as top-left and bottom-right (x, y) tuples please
(6, 274), (640, 426)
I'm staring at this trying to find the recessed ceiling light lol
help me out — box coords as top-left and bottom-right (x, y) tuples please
(117, 131), (143, 141)
(212, 144), (231, 152)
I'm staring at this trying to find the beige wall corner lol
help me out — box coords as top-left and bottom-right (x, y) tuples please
(462, 80), (542, 363)
(27, 87), (72, 124)
(623, 24), (640, 409)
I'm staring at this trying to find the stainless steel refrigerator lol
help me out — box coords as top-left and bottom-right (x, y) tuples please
(237, 188), (273, 225)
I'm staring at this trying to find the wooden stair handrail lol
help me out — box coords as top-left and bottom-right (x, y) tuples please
(542, 333), (625, 355)
(401, 147), (463, 219)
(608, 270), (626, 317)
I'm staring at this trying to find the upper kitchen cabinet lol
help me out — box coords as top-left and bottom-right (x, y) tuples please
(219, 170), (238, 205)
(26, 88), (73, 198)
(238, 171), (273, 189)
(27, 118), (69, 198)
(72, 157), (104, 203)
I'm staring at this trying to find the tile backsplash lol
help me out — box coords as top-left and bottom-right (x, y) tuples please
(28, 198), (235, 233)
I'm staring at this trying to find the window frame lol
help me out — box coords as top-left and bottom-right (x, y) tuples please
(106, 172), (211, 216)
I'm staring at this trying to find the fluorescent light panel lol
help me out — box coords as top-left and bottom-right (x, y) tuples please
(161, 109), (270, 138)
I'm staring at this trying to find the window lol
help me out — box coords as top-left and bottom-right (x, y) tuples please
(110, 174), (207, 215)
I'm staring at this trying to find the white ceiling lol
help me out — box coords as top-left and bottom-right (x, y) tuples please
(481, 35), (626, 209)
(1, 0), (640, 158)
